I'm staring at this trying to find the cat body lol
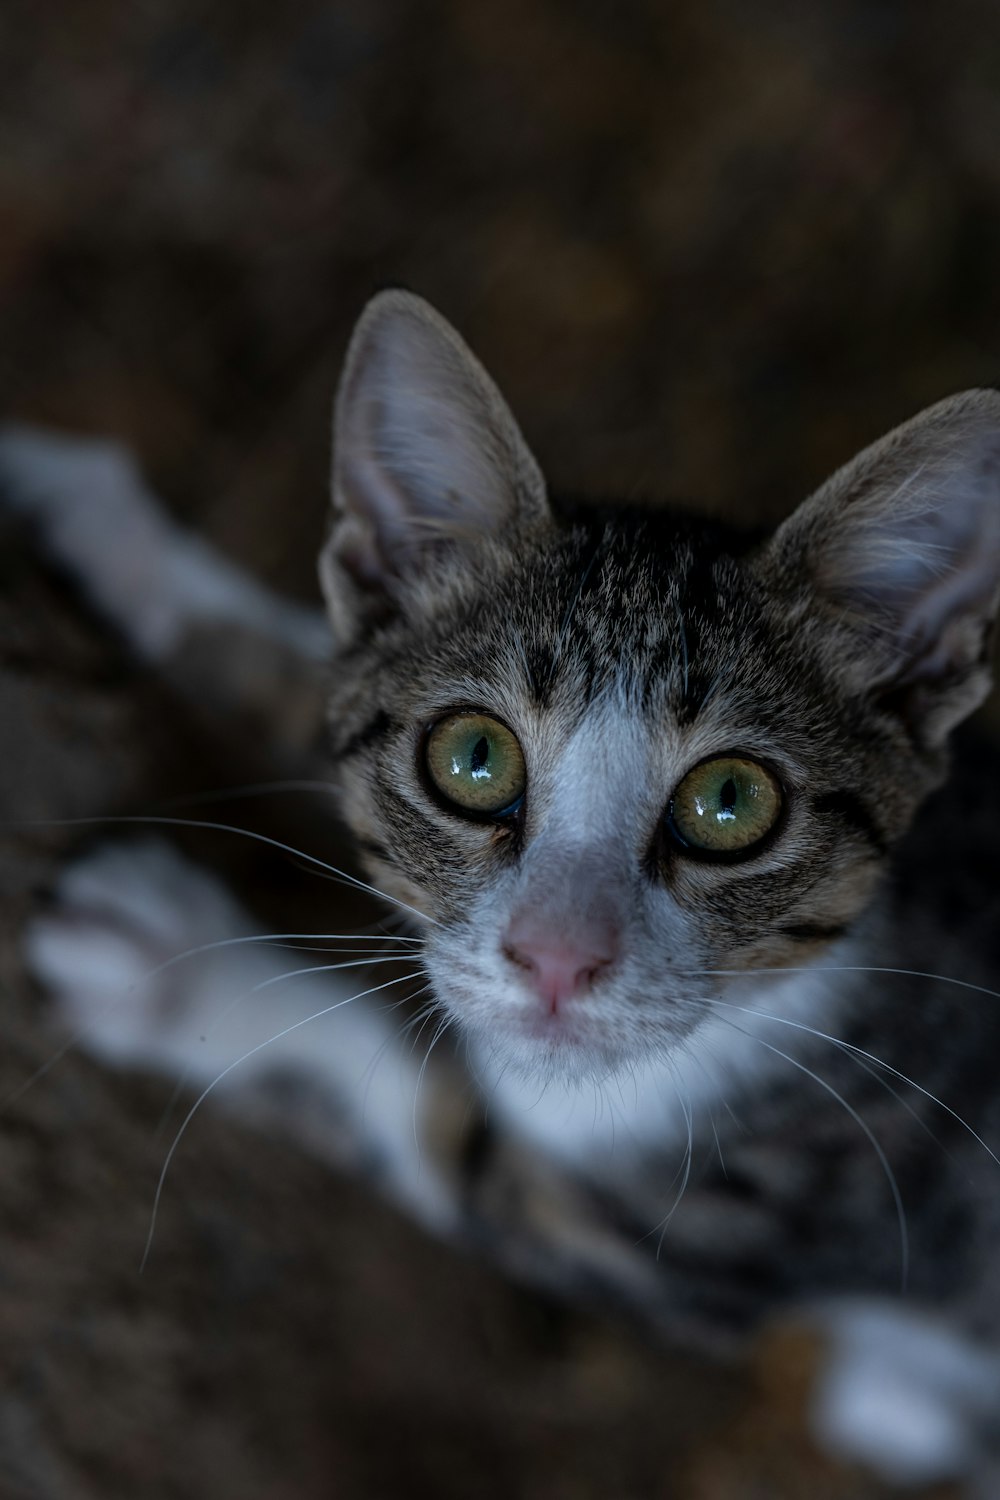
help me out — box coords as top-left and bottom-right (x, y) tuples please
(317, 295), (1000, 1337)
(9, 294), (1000, 1488)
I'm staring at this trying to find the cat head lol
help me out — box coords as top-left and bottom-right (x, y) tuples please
(320, 291), (1000, 1084)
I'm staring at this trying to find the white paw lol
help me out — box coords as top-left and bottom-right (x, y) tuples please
(26, 840), (459, 1230)
(26, 840), (253, 1071)
(0, 424), (144, 531)
(0, 422), (329, 663)
(0, 426), (171, 655)
(810, 1298), (1000, 1488)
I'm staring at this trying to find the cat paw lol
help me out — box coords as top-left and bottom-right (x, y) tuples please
(25, 840), (464, 1231)
(0, 423), (329, 664)
(809, 1298), (1000, 1488)
(26, 840), (253, 1071)
(0, 426), (172, 654)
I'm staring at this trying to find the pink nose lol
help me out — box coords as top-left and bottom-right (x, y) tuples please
(502, 918), (618, 1014)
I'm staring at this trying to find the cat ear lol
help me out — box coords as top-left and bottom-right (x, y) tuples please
(321, 290), (549, 642)
(768, 390), (1000, 745)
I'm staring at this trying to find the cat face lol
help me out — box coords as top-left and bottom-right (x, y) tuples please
(321, 292), (1000, 1084)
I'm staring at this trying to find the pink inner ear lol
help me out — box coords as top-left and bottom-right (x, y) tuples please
(825, 476), (1000, 685)
(768, 392), (1000, 741)
(336, 439), (416, 579)
(328, 292), (547, 598)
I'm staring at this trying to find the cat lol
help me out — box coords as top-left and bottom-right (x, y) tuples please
(10, 292), (1000, 1491)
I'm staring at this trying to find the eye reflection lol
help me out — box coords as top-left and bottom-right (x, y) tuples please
(425, 713), (527, 816)
(670, 755), (782, 855)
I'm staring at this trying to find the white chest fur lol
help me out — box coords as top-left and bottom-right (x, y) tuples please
(471, 958), (854, 1174)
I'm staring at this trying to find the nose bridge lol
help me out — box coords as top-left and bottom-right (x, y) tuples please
(519, 839), (623, 927)
(528, 706), (647, 866)
(513, 713), (646, 931)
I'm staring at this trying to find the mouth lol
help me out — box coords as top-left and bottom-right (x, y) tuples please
(516, 1008), (583, 1041)
(433, 953), (627, 1065)
(503, 996), (619, 1059)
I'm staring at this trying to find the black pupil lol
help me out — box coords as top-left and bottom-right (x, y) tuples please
(470, 736), (490, 773)
(719, 776), (738, 812)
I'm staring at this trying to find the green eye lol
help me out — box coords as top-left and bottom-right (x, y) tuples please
(424, 712), (526, 817)
(669, 755), (782, 856)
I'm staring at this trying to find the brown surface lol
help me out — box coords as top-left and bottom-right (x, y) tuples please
(1, 2), (995, 1495)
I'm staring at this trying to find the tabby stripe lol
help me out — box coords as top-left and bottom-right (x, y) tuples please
(778, 921), (851, 943)
(355, 835), (393, 863)
(371, 782), (455, 859)
(811, 789), (886, 853)
(331, 709), (393, 762)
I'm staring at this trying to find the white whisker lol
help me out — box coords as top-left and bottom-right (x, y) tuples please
(357, 986), (435, 1125)
(700, 963), (1000, 1006)
(691, 994), (1000, 1171)
(682, 1003), (911, 1291)
(17, 812), (441, 928)
(151, 954), (417, 1133)
(709, 1110), (728, 1179)
(653, 1075), (694, 1256)
(6, 920), (421, 1112)
(140, 967), (424, 1271)
(412, 1015), (452, 1159)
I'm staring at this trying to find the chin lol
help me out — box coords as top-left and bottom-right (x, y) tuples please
(469, 1006), (637, 1086)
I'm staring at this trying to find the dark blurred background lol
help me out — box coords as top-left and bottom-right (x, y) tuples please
(1, 3), (998, 1497)
(4, 0), (1000, 587)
